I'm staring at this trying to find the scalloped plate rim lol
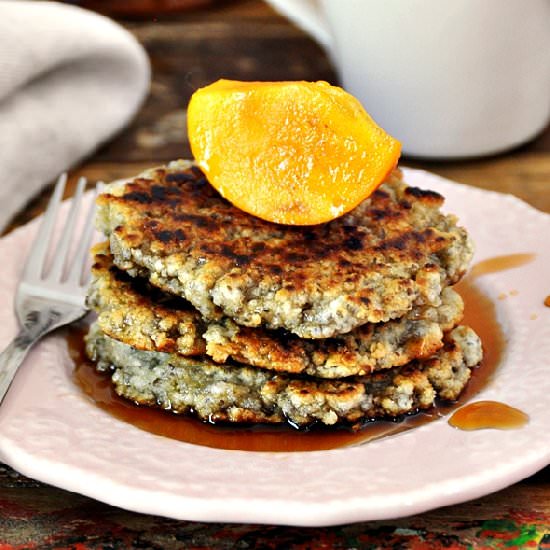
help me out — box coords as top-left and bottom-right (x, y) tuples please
(0, 167), (548, 527)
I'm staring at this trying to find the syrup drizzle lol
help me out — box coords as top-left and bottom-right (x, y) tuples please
(71, 254), (533, 451)
(72, 334), (454, 453)
(448, 253), (536, 432)
(449, 400), (528, 431)
(468, 253), (535, 280)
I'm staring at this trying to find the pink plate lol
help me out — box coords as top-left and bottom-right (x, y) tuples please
(0, 168), (548, 526)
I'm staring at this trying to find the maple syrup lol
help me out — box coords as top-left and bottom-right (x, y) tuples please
(69, 254), (531, 452)
(468, 253), (535, 280)
(447, 253), (535, 432)
(71, 331), (451, 452)
(71, 332), (430, 452)
(449, 400), (528, 430)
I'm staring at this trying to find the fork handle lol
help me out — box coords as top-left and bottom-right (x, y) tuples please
(0, 310), (61, 405)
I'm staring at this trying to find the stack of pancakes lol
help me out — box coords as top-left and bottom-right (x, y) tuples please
(85, 160), (482, 428)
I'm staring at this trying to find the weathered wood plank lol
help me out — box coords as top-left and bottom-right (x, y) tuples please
(0, 462), (548, 548)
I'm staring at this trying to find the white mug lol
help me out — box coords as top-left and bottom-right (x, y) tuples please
(266, 0), (550, 158)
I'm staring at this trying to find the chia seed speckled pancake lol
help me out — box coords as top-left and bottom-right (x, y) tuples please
(96, 160), (473, 338)
(88, 244), (465, 378)
(85, 324), (482, 427)
(87, 242), (205, 356)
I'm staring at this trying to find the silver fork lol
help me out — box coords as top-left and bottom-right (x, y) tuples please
(0, 174), (98, 404)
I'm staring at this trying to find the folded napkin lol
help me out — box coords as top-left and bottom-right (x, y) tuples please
(0, 1), (150, 230)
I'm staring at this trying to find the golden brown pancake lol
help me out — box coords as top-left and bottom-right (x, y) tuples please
(96, 160), (473, 338)
(88, 245), (465, 378)
(85, 324), (482, 427)
(87, 242), (205, 355)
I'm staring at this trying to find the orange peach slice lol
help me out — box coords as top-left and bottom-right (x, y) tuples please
(187, 79), (401, 225)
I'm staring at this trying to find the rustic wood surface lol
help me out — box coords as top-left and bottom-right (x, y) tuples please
(1, 1), (549, 548)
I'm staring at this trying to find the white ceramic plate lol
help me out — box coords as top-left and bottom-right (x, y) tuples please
(0, 168), (548, 527)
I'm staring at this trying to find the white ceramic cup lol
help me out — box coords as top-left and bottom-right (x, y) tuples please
(266, 0), (550, 158)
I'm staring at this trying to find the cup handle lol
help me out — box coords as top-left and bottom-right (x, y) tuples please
(266, 0), (332, 49)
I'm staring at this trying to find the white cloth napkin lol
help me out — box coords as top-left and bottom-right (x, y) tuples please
(0, 1), (150, 230)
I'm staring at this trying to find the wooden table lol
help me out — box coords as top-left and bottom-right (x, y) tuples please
(1, 1), (548, 547)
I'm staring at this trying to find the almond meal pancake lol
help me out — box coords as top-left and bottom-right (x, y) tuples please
(87, 242), (205, 356)
(88, 245), (465, 378)
(85, 324), (482, 427)
(96, 160), (473, 339)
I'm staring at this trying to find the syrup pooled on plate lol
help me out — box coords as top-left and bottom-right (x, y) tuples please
(71, 329), (428, 452)
(448, 253), (535, 431)
(71, 254), (533, 452)
(449, 400), (528, 431)
(467, 253), (536, 280)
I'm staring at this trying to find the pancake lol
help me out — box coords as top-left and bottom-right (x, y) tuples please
(96, 160), (473, 338)
(85, 323), (482, 427)
(204, 286), (463, 378)
(88, 244), (465, 378)
(87, 242), (205, 355)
